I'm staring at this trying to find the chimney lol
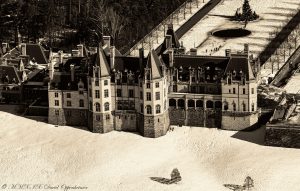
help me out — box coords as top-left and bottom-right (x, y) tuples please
(165, 35), (172, 49)
(77, 44), (84, 57)
(139, 48), (144, 69)
(58, 51), (63, 63)
(103, 36), (111, 49)
(49, 61), (54, 80)
(225, 49), (231, 57)
(244, 43), (249, 54)
(190, 48), (197, 56)
(169, 49), (174, 68)
(20, 43), (26, 56)
(2, 43), (8, 54)
(110, 46), (115, 69)
(70, 64), (75, 82)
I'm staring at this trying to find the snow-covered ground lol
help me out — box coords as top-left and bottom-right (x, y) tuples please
(0, 111), (300, 191)
(283, 72), (300, 94)
(128, 0), (210, 56)
(181, 0), (300, 57)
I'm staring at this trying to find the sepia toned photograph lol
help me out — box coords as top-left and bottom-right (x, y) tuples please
(0, 0), (300, 190)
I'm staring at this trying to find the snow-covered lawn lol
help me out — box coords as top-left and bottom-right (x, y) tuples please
(0, 111), (300, 191)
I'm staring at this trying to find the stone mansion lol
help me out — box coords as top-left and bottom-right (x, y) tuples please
(48, 27), (260, 138)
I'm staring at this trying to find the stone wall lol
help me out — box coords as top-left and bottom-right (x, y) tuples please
(48, 108), (88, 126)
(206, 109), (222, 128)
(265, 126), (300, 148)
(221, 112), (258, 130)
(143, 111), (169, 138)
(186, 109), (204, 127)
(90, 113), (114, 133)
(114, 112), (137, 132)
(169, 108), (221, 128)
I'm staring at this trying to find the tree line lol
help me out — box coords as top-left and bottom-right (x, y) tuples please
(0, 0), (187, 53)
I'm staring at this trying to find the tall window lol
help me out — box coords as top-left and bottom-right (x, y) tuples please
(140, 104), (143, 113)
(140, 91), (143, 99)
(233, 102), (236, 111)
(67, 93), (71, 98)
(223, 102), (228, 111)
(96, 115), (100, 121)
(156, 105), (161, 114)
(146, 92), (151, 101)
(104, 102), (109, 111)
(243, 88), (246, 94)
(233, 88), (236, 94)
(146, 105), (152, 114)
(173, 85), (177, 92)
(155, 82), (159, 88)
(104, 89), (109, 98)
(146, 83), (150, 89)
(95, 90), (100, 98)
(104, 80), (108, 85)
(129, 89), (134, 98)
(155, 92), (160, 100)
(67, 101), (72, 107)
(89, 89), (92, 97)
(106, 114), (110, 120)
(117, 89), (122, 97)
(242, 103), (246, 111)
(251, 88), (255, 94)
(79, 99), (84, 107)
(252, 103), (255, 111)
(95, 80), (99, 86)
(55, 92), (58, 97)
(95, 102), (100, 112)
(55, 100), (59, 106)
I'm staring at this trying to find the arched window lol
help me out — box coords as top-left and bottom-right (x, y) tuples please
(146, 105), (152, 114)
(251, 103), (255, 111)
(178, 99), (185, 109)
(196, 100), (203, 108)
(206, 100), (214, 108)
(232, 102), (236, 111)
(169, 99), (176, 108)
(104, 102), (109, 111)
(242, 102), (246, 111)
(223, 101), (228, 111)
(95, 102), (100, 112)
(215, 101), (222, 109)
(188, 100), (195, 108)
(156, 105), (161, 114)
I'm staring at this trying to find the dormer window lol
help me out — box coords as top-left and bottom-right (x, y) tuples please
(232, 70), (236, 76)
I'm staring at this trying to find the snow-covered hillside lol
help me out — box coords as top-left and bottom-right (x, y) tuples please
(0, 111), (299, 191)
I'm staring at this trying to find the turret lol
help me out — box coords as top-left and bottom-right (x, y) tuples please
(141, 50), (170, 137)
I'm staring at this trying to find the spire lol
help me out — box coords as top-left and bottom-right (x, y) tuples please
(147, 50), (163, 80)
(95, 46), (110, 77)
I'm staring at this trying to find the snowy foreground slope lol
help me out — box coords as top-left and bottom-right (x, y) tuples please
(0, 111), (299, 191)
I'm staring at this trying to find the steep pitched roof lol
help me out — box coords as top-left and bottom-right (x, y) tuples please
(0, 65), (21, 84)
(224, 55), (255, 80)
(95, 47), (110, 77)
(26, 44), (48, 65)
(147, 50), (163, 79)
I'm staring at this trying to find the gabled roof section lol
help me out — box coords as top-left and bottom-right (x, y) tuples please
(0, 65), (21, 84)
(224, 55), (255, 80)
(157, 26), (180, 55)
(95, 47), (110, 77)
(26, 44), (48, 65)
(147, 50), (163, 79)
